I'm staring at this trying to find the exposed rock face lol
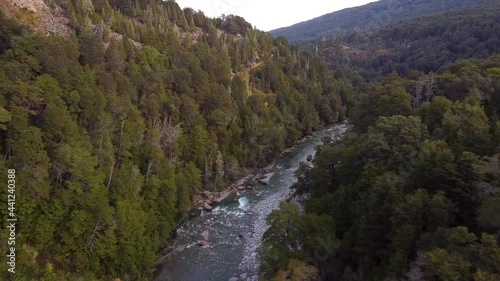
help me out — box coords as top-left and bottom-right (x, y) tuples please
(1, 0), (71, 35)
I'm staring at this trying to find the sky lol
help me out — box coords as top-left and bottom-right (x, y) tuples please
(174, 0), (376, 31)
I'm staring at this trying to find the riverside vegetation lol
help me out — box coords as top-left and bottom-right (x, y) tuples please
(259, 56), (500, 281)
(1, 0), (499, 280)
(259, 0), (500, 279)
(0, 0), (348, 280)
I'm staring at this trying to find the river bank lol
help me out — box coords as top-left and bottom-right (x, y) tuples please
(153, 123), (349, 281)
(188, 162), (276, 216)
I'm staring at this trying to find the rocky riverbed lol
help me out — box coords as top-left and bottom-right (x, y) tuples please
(238, 178), (294, 273)
(153, 123), (348, 281)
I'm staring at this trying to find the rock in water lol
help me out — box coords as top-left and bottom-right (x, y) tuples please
(239, 232), (246, 239)
(201, 230), (209, 241)
(204, 203), (213, 211)
(258, 179), (269, 185)
(197, 240), (207, 247)
(228, 278), (238, 281)
(307, 154), (313, 161)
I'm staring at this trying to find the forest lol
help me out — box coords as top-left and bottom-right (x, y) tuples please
(0, 0), (348, 280)
(315, 2), (500, 79)
(262, 1), (500, 280)
(1, 0), (500, 280)
(259, 55), (500, 280)
(270, 0), (491, 44)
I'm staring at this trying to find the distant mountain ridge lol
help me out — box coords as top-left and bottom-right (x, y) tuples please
(270, 0), (492, 44)
(315, 1), (500, 77)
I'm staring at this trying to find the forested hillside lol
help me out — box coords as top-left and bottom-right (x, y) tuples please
(259, 55), (500, 280)
(261, 2), (500, 280)
(270, 0), (490, 44)
(0, 0), (349, 280)
(318, 2), (500, 78)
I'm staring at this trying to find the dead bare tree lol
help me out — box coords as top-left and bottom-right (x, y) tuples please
(106, 162), (115, 189)
(43, 0), (56, 33)
(406, 251), (428, 281)
(412, 80), (425, 111)
(160, 116), (182, 148)
(424, 76), (436, 102)
(84, 219), (101, 252)
(412, 76), (437, 111)
(143, 117), (182, 183)
(145, 159), (154, 183)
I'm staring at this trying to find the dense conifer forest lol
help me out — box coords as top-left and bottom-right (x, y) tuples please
(259, 55), (500, 280)
(0, 0), (348, 280)
(260, 1), (500, 280)
(1, 0), (499, 280)
(315, 2), (500, 79)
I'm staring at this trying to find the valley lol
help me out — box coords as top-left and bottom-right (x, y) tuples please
(0, 0), (499, 280)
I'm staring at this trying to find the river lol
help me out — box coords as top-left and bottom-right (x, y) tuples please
(153, 123), (348, 281)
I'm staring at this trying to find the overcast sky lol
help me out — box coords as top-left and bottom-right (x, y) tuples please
(174, 0), (376, 31)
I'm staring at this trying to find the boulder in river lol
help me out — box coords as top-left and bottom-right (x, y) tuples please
(204, 203), (213, 211)
(239, 232), (246, 239)
(307, 154), (313, 161)
(197, 240), (207, 247)
(207, 194), (215, 202)
(237, 186), (245, 191)
(228, 278), (238, 281)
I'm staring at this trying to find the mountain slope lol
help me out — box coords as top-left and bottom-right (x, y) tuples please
(270, 0), (491, 44)
(259, 54), (500, 280)
(0, 1), (350, 280)
(317, 2), (500, 77)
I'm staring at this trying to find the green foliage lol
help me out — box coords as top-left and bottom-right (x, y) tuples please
(271, 259), (319, 281)
(263, 55), (500, 281)
(442, 102), (491, 155)
(351, 77), (412, 131)
(271, 0), (489, 44)
(0, 1), (346, 279)
(260, 202), (303, 275)
(259, 202), (338, 279)
(426, 247), (471, 281)
(281, 0), (500, 92)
